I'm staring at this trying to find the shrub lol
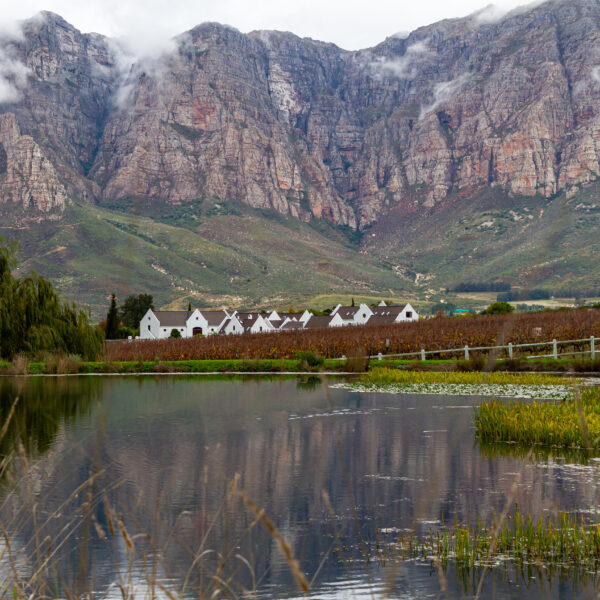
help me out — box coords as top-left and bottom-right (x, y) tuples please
(455, 355), (486, 372)
(170, 329), (182, 338)
(296, 351), (324, 369)
(483, 302), (515, 315)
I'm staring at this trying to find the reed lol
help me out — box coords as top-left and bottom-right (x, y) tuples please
(476, 386), (600, 449)
(380, 506), (600, 575)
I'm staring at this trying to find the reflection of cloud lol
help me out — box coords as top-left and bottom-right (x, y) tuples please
(370, 40), (430, 80)
(419, 74), (469, 120)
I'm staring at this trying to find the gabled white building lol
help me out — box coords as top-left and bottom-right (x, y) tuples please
(195, 310), (229, 335)
(368, 303), (419, 323)
(140, 309), (198, 339)
(332, 304), (374, 325)
(221, 314), (244, 335)
(235, 312), (276, 334)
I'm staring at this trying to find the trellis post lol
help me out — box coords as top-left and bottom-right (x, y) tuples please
(464, 346), (469, 360)
(421, 349), (426, 361)
(508, 342), (513, 359)
(552, 339), (558, 359)
(591, 336), (595, 360)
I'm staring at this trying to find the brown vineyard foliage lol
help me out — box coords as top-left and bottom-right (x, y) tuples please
(105, 309), (600, 362)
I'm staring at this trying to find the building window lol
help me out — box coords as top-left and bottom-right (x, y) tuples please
(148, 325), (150, 331)
(406, 311), (412, 318)
(163, 328), (167, 332)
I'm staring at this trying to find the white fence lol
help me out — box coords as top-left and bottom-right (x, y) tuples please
(367, 336), (598, 362)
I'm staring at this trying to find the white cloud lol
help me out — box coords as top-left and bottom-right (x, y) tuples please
(0, 0), (549, 52)
(420, 74), (470, 119)
(371, 40), (431, 79)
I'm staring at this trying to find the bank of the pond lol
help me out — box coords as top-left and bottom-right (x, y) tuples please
(0, 358), (352, 375)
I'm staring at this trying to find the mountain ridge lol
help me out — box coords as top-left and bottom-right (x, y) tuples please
(1, 1), (600, 314)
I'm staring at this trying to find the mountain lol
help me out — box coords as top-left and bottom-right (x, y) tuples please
(1, 2), (600, 315)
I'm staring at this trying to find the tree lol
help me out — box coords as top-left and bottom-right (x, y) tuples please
(483, 301), (515, 315)
(119, 294), (154, 329)
(187, 301), (192, 312)
(0, 239), (102, 359)
(170, 328), (181, 338)
(105, 294), (120, 339)
(351, 298), (355, 307)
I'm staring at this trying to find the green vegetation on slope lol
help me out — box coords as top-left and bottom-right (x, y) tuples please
(364, 185), (600, 295)
(0, 200), (412, 318)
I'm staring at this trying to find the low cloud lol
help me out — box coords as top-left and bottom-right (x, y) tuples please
(419, 74), (469, 119)
(0, 25), (29, 104)
(371, 40), (430, 79)
(469, 0), (548, 26)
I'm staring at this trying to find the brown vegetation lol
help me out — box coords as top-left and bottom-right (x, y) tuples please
(105, 309), (600, 362)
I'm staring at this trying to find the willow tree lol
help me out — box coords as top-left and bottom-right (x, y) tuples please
(0, 241), (103, 360)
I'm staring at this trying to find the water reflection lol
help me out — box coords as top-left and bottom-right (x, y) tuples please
(0, 376), (599, 598)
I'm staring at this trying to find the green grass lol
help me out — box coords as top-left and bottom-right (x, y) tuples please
(1, 358), (347, 375)
(363, 367), (570, 386)
(476, 386), (600, 449)
(381, 506), (600, 575)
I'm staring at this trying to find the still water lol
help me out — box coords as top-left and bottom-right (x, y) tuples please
(1, 375), (599, 599)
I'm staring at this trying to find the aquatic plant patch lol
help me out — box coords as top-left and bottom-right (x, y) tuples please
(377, 507), (600, 576)
(476, 386), (600, 449)
(332, 381), (572, 400)
(332, 368), (573, 399)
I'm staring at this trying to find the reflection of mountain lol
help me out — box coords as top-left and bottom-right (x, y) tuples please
(2, 377), (599, 598)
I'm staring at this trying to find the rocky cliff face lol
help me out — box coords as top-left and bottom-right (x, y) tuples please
(3, 1), (600, 229)
(0, 112), (67, 211)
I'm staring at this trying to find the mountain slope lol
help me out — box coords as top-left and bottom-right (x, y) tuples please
(2, 1), (600, 311)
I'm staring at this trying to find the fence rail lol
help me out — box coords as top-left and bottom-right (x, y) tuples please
(358, 336), (598, 363)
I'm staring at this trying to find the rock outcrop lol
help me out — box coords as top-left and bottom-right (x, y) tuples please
(0, 113), (66, 211)
(4, 1), (600, 227)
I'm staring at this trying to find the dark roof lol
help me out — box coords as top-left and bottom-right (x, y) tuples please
(198, 310), (228, 327)
(277, 313), (300, 320)
(366, 314), (399, 325)
(303, 315), (333, 329)
(370, 305), (406, 318)
(153, 311), (191, 327)
(336, 306), (360, 319)
(280, 320), (304, 330)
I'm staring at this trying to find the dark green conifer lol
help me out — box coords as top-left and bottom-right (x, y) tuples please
(105, 294), (120, 340)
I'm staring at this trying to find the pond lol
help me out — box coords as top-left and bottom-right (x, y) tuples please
(0, 375), (599, 599)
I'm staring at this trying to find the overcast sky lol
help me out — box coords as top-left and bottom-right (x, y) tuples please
(1, 0), (544, 54)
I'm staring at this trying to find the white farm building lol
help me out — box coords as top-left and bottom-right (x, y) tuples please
(138, 301), (419, 339)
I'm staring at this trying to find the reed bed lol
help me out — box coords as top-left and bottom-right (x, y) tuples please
(476, 386), (600, 449)
(105, 308), (600, 362)
(380, 506), (600, 575)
